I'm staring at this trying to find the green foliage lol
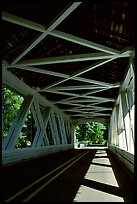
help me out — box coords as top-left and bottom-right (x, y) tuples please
(75, 121), (106, 144)
(2, 85), (24, 140)
(15, 132), (27, 148)
(2, 85), (29, 148)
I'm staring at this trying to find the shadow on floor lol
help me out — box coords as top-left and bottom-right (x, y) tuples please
(106, 149), (134, 202)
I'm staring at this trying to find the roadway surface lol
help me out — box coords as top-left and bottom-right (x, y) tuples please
(2, 148), (134, 202)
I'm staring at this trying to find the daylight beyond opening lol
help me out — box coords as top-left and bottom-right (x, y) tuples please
(75, 122), (107, 147)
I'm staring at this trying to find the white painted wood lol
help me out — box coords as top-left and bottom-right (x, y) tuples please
(39, 107), (51, 146)
(31, 103), (42, 147)
(65, 119), (71, 143)
(47, 85), (107, 91)
(16, 50), (131, 67)
(12, 65), (70, 79)
(2, 68), (65, 115)
(53, 86), (118, 105)
(60, 116), (68, 144)
(48, 116), (58, 145)
(2, 144), (74, 166)
(115, 105), (120, 146)
(7, 64), (120, 92)
(70, 124), (75, 144)
(109, 145), (134, 175)
(50, 111), (60, 144)
(42, 78), (114, 91)
(2, 11), (120, 55)
(32, 99), (50, 146)
(51, 30), (120, 54)
(2, 11), (46, 32)
(56, 114), (67, 144)
(2, 95), (34, 150)
(46, 90), (114, 102)
(10, 2), (81, 65)
(15, 53), (116, 66)
(73, 76), (118, 87)
(63, 97), (115, 103)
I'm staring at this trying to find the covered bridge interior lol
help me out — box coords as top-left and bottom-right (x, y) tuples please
(2, 1), (135, 202)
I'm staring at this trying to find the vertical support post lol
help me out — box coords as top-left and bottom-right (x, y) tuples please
(126, 78), (135, 145)
(56, 114), (67, 144)
(60, 115), (68, 144)
(115, 104), (119, 146)
(111, 112), (115, 145)
(107, 123), (110, 146)
(50, 111), (60, 145)
(65, 119), (71, 143)
(48, 115), (59, 145)
(70, 123), (75, 145)
(31, 99), (50, 147)
(31, 103), (41, 146)
(120, 92), (129, 151)
(2, 95), (34, 150)
(38, 106), (51, 146)
(113, 109), (117, 146)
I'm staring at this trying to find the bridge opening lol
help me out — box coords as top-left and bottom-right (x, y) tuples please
(74, 121), (107, 148)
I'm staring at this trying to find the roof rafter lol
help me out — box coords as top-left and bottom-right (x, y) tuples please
(45, 90), (115, 102)
(4, 2), (81, 65)
(16, 51), (130, 66)
(2, 10), (120, 55)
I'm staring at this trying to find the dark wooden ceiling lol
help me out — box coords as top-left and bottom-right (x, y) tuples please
(2, 1), (135, 124)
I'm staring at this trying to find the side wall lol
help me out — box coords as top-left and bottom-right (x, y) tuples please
(108, 58), (134, 175)
(2, 68), (74, 165)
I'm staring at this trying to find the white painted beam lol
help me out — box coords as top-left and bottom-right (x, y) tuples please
(56, 114), (67, 144)
(50, 111), (60, 145)
(16, 51), (130, 67)
(12, 65), (70, 79)
(10, 2), (81, 65)
(47, 85), (106, 91)
(48, 117), (56, 145)
(2, 11), (46, 32)
(59, 115), (68, 144)
(78, 106), (112, 110)
(69, 113), (110, 117)
(2, 11), (119, 55)
(38, 74), (114, 91)
(65, 119), (71, 142)
(32, 100), (50, 146)
(47, 2), (81, 32)
(6, 63), (120, 92)
(64, 108), (112, 113)
(51, 30), (120, 54)
(70, 124), (75, 145)
(15, 52), (115, 66)
(52, 85), (119, 105)
(48, 115), (58, 145)
(71, 58), (117, 78)
(32, 105), (51, 147)
(73, 76), (118, 87)
(2, 145), (74, 166)
(2, 69), (66, 115)
(46, 90), (115, 102)
(31, 103), (42, 147)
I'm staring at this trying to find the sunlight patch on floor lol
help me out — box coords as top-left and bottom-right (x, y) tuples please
(73, 149), (124, 202)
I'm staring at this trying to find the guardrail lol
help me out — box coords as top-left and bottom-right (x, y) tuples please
(2, 144), (74, 166)
(108, 145), (134, 176)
